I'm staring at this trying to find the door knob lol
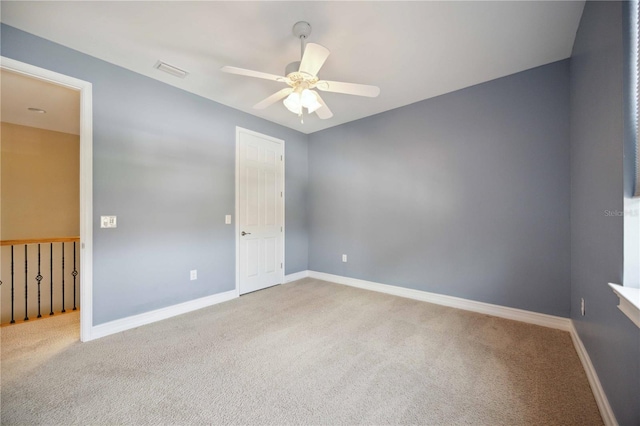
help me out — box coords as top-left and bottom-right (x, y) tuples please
(241, 231), (251, 236)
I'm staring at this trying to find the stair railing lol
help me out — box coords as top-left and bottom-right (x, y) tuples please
(1, 237), (80, 325)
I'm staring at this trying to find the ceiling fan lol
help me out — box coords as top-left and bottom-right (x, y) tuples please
(221, 21), (380, 122)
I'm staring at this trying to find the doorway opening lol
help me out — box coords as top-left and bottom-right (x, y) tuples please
(0, 57), (93, 342)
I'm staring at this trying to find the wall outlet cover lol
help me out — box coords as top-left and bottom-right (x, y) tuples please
(190, 270), (197, 280)
(101, 216), (117, 228)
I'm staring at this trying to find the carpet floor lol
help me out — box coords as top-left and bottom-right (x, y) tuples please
(1, 278), (602, 425)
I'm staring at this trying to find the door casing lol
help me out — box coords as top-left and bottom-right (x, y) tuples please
(0, 56), (93, 342)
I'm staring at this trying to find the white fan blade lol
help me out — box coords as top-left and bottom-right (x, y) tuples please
(314, 92), (333, 119)
(253, 88), (293, 109)
(221, 66), (286, 82)
(316, 80), (380, 98)
(299, 43), (330, 76)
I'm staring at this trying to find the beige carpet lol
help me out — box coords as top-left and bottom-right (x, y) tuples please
(1, 278), (602, 425)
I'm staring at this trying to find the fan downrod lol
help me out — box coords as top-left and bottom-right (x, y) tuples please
(293, 21), (312, 59)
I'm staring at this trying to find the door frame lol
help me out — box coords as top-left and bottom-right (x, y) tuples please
(1, 57), (93, 342)
(235, 126), (285, 296)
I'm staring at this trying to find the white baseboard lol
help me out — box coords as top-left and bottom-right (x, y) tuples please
(307, 270), (571, 331)
(284, 270), (310, 283)
(569, 323), (617, 426)
(89, 290), (238, 341)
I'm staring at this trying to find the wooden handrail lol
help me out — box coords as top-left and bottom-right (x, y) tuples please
(0, 236), (80, 246)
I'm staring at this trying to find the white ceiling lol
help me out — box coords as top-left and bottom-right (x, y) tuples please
(1, 69), (80, 135)
(1, 1), (585, 135)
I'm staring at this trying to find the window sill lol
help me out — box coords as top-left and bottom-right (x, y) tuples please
(609, 283), (640, 328)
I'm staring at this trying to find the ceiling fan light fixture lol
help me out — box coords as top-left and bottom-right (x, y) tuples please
(301, 89), (321, 113)
(283, 92), (302, 114)
(307, 102), (322, 114)
(221, 21), (378, 122)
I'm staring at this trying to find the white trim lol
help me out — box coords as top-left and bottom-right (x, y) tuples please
(1, 57), (94, 343)
(569, 322), (618, 426)
(281, 137), (286, 284)
(90, 290), (238, 340)
(234, 127), (285, 295)
(609, 283), (640, 328)
(281, 139), (286, 282)
(235, 129), (241, 298)
(308, 270), (571, 331)
(284, 270), (310, 283)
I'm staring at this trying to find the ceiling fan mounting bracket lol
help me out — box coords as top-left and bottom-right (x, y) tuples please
(292, 21), (312, 40)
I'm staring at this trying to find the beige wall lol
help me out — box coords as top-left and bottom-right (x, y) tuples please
(1, 122), (79, 240)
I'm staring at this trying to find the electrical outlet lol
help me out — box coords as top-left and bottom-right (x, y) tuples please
(225, 215), (231, 224)
(581, 298), (585, 316)
(190, 270), (197, 281)
(342, 254), (347, 263)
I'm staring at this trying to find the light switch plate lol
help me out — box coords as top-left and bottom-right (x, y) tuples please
(190, 270), (197, 280)
(101, 216), (117, 228)
(225, 215), (232, 224)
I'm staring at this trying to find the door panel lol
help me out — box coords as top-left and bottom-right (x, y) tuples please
(237, 128), (284, 295)
(246, 238), (260, 277)
(264, 237), (277, 274)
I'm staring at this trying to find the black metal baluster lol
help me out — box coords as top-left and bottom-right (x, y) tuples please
(36, 244), (43, 318)
(24, 245), (28, 321)
(10, 246), (15, 324)
(61, 242), (65, 313)
(72, 242), (78, 310)
(49, 243), (54, 316)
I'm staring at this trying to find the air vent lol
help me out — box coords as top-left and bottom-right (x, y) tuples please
(154, 61), (189, 79)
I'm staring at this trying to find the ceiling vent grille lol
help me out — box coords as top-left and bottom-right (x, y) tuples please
(154, 61), (189, 78)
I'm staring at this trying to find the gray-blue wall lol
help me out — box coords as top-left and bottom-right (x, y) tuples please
(1, 25), (309, 325)
(308, 60), (571, 317)
(570, 3), (640, 425)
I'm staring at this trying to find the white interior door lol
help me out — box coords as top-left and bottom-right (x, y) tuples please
(237, 127), (284, 295)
